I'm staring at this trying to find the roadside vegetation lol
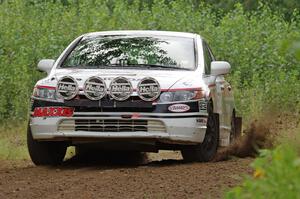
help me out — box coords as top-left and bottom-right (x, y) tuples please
(225, 30), (300, 199)
(0, 122), (28, 160)
(0, 0), (299, 123)
(226, 127), (300, 199)
(0, 0), (299, 197)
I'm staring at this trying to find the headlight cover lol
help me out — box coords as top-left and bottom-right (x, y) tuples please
(33, 86), (56, 100)
(158, 89), (203, 103)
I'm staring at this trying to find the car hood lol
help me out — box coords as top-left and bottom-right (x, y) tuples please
(39, 69), (203, 91)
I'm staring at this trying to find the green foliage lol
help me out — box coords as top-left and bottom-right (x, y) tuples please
(226, 143), (300, 199)
(203, 0), (300, 20)
(0, 122), (28, 160)
(0, 0), (299, 122)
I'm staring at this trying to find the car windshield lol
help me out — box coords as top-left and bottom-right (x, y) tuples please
(61, 35), (196, 70)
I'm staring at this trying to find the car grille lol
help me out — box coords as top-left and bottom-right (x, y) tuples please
(64, 95), (155, 113)
(58, 119), (166, 133)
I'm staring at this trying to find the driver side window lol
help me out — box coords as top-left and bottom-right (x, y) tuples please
(203, 41), (215, 75)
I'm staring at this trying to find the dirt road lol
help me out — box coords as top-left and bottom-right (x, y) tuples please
(1, 112), (294, 199)
(0, 152), (253, 199)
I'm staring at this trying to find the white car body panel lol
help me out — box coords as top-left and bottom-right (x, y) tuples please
(30, 30), (235, 147)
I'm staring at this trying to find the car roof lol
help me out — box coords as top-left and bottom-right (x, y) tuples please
(83, 30), (199, 39)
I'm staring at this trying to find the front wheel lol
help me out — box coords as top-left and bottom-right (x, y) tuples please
(27, 125), (67, 166)
(181, 102), (219, 162)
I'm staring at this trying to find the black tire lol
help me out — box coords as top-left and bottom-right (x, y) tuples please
(27, 125), (67, 166)
(75, 145), (94, 160)
(181, 101), (219, 162)
(230, 110), (243, 144)
(230, 110), (236, 143)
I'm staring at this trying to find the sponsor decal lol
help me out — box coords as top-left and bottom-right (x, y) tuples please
(196, 118), (207, 124)
(131, 113), (141, 119)
(198, 99), (208, 111)
(56, 76), (78, 100)
(84, 76), (107, 100)
(33, 107), (74, 117)
(102, 77), (141, 82)
(168, 104), (190, 112)
(109, 77), (133, 101)
(137, 77), (161, 101)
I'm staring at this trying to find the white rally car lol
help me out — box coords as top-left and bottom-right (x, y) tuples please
(28, 30), (241, 165)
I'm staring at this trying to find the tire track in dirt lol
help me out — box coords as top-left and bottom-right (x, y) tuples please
(0, 154), (253, 199)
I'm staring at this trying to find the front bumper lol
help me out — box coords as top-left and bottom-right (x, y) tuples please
(30, 112), (208, 145)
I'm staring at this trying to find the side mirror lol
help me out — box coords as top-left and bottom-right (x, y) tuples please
(37, 59), (55, 74)
(211, 61), (231, 76)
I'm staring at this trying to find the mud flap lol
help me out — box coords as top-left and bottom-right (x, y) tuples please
(234, 117), (242, 137)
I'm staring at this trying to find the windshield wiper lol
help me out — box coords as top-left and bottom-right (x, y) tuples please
(63, 65), (117, 69)
(62, 64), (191, 70)
(124, 64), (191, 70)
(88, 64), (135, 68)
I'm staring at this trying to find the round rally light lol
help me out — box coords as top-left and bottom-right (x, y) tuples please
(109, 77), (133, 101)
(56, 76), (78, 100)
(137, 77), (161, 101)
(83, 76), (107, 100)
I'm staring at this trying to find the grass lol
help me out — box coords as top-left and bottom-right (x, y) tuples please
(0, 121), (76, 161)
(0, 122), (28, 160)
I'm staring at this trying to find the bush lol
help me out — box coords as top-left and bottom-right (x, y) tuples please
(226, 142), (300, 199)
(0, 0), (299, 122)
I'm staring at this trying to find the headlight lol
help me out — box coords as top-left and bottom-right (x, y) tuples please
(33, 86), (56, 100)
(158, 89), (203, 103)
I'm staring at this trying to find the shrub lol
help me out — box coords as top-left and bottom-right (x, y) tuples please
(226, 142), (300, 199)
(0, 0), (299, 123)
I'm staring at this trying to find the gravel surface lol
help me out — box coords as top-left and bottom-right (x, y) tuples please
(0, 152), (253, 199)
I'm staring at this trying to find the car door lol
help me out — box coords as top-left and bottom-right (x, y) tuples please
(206, 43), (233, 133)
(203, 41), (233, 145)
(203, 43), (222, 121)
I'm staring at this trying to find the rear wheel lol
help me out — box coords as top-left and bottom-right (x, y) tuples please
(230, 110), (236, 143)
(230, 110), (242, 143)
(27, 125), (67, 166)
(181, 101), (219, 162)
